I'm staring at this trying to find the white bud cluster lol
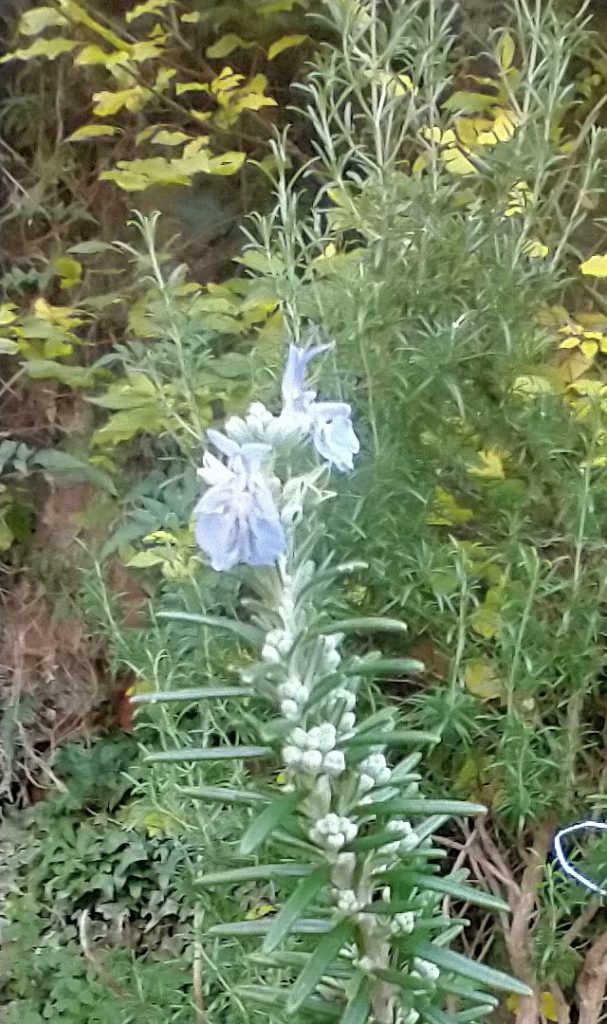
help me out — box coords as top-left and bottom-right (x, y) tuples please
(325, 686), (356, 733)
(282, 725), (346, 776)
(385, 819), (420, 854)
(389, 911), (416, 936)
(322, 633), (343, 672)
(262, 627), (293, 663)
(413, 958), (440, 982)
(278, 677), (309, 720)
(358, 753), (392, 794)
(334, 888), (362, 914)
(311, 813), (358, 851)
(402, 1011), (420, 1024)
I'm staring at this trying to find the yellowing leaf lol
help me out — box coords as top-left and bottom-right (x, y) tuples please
(245, 901), (277, 920)
(512, 374), (555, 397)
(496, 31), (515, 71)
(67, 123), (123, 140)
(426, 487), (474, 527)
(468, 448), (506, 480)
(470, 586), (503, 640)
(464, 660), (504, 700)
(126, 0), (171, 22)
(176, 81), (209, 96)
(206, 34), (253, 59)
(476, 107), (518, 145)
(0, 37), (79, 63)
(0, 304), (17, 327)
(74, 44), (124, 66)
(54, 257), (82, 289)
(507, 993), (558, 1022)
(267, 34), (307, 60)
(180, 11), (200, 22)
(522, 239), (548, 259)
(580, 254), (607, 277)
(92, 86), (151, 116)
(151, 129), (192, 145)
(18, 6), (69, 34)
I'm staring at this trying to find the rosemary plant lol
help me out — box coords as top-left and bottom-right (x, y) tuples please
(135, 342), (530, 1023)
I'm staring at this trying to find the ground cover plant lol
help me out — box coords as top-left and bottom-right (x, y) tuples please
(2, 0), (607, 1022)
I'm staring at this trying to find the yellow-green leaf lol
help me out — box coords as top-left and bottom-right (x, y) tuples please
(176, 81), (209, 96)
(151, 129), (192, 145)
(74, 44), (124, 65)
(580, 254), (607, 277)
(0, 304), (17, 327)
(522, 239), (548, 259)
(206, 34), (253, 59)
(54, 257), (82, 289)
(67, 123), (123, 141)
(468, 448), (506, 480)
(0, 338), (19, 355)
(426, 487), (474, 527)
(507, 993), (558, 1022)
(496, 31), (515, 71)
(267, 34), (307, 60)
(470, 587), (503, 640)
(92, 86), (151, 116)
(19, 6), (69, 34)
(126, 0), (171, 22)
(1, 37), (79, 63)
(464, 660), (504, 700)
(180, 11), (200, 22)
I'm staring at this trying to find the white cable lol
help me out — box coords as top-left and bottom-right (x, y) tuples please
(553, 820), (607, 896)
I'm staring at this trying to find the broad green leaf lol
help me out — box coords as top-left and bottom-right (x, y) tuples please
(209, 918), (331, 937)
(317, 617), (408, 636)
(19, 7), (69, 34)
(262, 867), (329, 952)
(415, 941), (532, 996)
(1, 38), (78, 63)
(580, 254), (607, 277)
(407, 873), (509, 913)
(157, 610), (262, 646)
(68, 124), (123, 141)
(267, 34), (307, 60)
(0, 339), (19, 355)
(91, 405), (168, 447)
(181, 785), (267, 805)
(464, 660), (504, 700)
(206, 34), (253, 59)
(23, 360), (100, 387)
(131, 685), (253, 703)
(287, 920), (355, 1013)
(32, 450), (117, 494)
(145, 745), (272, 764)
(197, 864), (312, 886)
(340, 976), (372, 1024)
(240, 791), (301, 855)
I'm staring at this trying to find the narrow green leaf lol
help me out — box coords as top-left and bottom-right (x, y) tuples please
(349, 657), (424, 676)
(196, 863), (312, 886)
(250, 950), (351, 977)
(454, 1007), (495, 1022)
(317, 617), (408, 636)
(240, 791), (301, 855)
(344, 730), (441, 747)
(421, 1005), (460, 1024)
(436, 977), (498, 1006)
(407, 873), (509, 913)
(287, 919), (355, 1013)
(340, 976), (372, 1024)
(415, 941), (532, 995)
(144, 745), (271, 764)
(180, 785), (267, 805)
(131, 685), (253, 704)
(209, 918), (331, 937)
(262, 867), (329, 952)
(157, 610), (262, 645)
(364, 799), (486, 817)
(239, 986), (341, 1019)
(374, 967), (433, 991)
(347, 829), (411, 853)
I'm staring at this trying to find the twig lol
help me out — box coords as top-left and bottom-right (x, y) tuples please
(78, 910), (130, 1000)
(193, 907), (206, 1022)
(575, 931), (607, 1024)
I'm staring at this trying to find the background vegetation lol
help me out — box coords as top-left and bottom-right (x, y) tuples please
(2, 0), (607, 1022)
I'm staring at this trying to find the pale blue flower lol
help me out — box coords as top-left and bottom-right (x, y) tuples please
(280, 344), (360, 472)
(194, 431), (286, 571)
(313, 401), (360, 472)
